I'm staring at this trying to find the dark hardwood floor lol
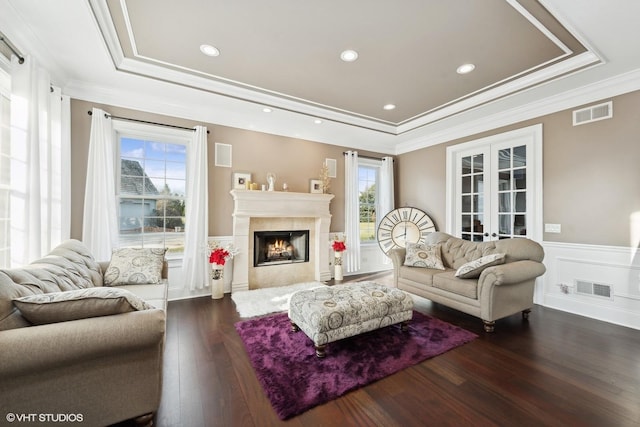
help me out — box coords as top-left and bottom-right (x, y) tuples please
(153, 272), (640, 426)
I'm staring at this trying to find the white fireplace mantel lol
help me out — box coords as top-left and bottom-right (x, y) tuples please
(230, 189), (334, 292)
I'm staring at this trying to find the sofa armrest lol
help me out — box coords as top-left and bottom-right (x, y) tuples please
(478, 260), (546, 289)
(389, 248), (406, 268)
(0, 309), (165, 378)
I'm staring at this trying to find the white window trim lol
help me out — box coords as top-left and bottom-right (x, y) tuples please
(112, 120), (192, 257)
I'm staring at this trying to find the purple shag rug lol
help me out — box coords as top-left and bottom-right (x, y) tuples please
(235, 310), (477, 419)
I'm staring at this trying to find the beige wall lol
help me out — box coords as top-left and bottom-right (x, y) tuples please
(397, 89), (640, 248)
(70, 99), (388, 240)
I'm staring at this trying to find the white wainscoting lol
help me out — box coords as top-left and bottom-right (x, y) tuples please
(541, 241), (640, 330)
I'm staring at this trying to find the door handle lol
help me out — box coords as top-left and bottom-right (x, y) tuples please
(491, 233), (497, 237)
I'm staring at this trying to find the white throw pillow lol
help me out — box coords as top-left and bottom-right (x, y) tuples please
(455, 253), (506, 279)
(104, 248), (166, 286)
(13, 287), (154, 325)
(403, 242), (445, 270)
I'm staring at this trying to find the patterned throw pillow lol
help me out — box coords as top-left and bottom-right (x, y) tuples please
(455, 253), (506, 279)
(104, 248), (166, 286)
(13, 287), (154, 325)
(403, 242), (445, 270)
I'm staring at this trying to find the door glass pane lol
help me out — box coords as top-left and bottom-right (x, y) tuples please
(514, 169), (526, 190)
(513, 145), (526, 167)
(473, 214), (484, 234)
(499, 214), (512, 235)
(498, 148), (510, 170)
(473, 175), (483, 194)
(499, 192), (511, 212)
(462, 195), (471, 212)
(462, 176), (471, 193)
(473, 154), (484, 173)
(462, 156), (472, 174)
(498, 171), (511, 190)
(515, 192), (526, 212)
(462, 215), (472, 232)
(514, 214), (526, 236)
(473, 194), (482, 213)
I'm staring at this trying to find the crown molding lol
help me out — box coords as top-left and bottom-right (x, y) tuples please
(394, 67), (640, 155)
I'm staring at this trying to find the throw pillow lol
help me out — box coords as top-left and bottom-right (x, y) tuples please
(103, 247), (166, 286)
(455, 253), (506, 279)
(404, 242), (445, 270)
(13, 287), (154, 325)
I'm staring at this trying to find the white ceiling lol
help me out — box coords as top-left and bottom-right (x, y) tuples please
(1, 0), (640, 154)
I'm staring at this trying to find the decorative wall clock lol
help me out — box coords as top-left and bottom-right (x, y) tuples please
(376, 207), (436, 255)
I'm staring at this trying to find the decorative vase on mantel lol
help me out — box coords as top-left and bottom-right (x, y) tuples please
(210, 265), (224, 299)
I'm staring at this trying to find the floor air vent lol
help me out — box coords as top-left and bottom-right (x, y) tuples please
(575, 280), (612, 299)
(573, 101), (612, 126)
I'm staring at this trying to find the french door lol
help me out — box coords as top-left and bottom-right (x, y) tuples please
(447, 125), (542, 242)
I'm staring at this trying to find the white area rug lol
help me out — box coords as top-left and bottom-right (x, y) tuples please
(231, 281), (326, 318)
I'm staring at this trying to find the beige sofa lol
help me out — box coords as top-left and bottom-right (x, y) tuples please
(0, 240), (168, 427)
(390, 232), (546, 332)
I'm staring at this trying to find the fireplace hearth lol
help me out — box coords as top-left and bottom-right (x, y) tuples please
(254, 230), (309, 266)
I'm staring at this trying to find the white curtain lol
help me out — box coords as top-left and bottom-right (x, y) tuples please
(379, 156), (395, 262)
(9, 55), (70, 266)
(344, 150), (360, 273)
(82, 107), (118, 261)
(182, 126), (209, 290)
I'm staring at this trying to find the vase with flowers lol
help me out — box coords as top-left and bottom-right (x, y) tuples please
(208, 243), (236, 299)
(331, 236), (346, 282)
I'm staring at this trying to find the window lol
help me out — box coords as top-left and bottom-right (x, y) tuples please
(0, 69), (9, 267)
(115, 123), (189, 255)
(358, 160), (380, 243)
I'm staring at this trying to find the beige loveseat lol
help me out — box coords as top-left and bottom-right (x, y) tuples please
(390, 232), (546, 332)
(0, 240), (168, 426)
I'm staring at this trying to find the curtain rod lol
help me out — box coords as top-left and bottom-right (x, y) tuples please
(343, 152), (393, 161)
(0, 34), (25, 64)
(87, 110), (209, 134)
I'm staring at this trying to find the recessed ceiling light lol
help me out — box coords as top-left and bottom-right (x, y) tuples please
(262, 107), (273, 113)
(314, 119), (323, 124)
(383, 104), (396, 110)
(200, 44), (220, 57)
(456, 63), (475, 74)
(340, 50), (359, 62)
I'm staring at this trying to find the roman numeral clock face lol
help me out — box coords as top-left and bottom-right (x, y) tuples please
(377, 207), (436, 255)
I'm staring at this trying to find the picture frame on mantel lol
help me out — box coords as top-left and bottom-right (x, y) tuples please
(310, 179), (323, 194)
(233, 172), (251, 190)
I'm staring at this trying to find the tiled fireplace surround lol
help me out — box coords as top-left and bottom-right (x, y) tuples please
(230, 189), (334, 291)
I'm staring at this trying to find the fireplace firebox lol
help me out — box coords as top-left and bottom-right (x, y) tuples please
(254, 230), (310, 267)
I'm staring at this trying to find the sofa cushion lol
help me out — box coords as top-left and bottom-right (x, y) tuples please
(404, 243), (445, 270)
(455, 253), (505, 279)
(13, 287), (154, 325)
(433, 271), (478, 299)
(104, 248), (167, 286)
(0, 239), (102, 331)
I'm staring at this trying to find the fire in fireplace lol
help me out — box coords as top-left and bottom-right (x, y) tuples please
(254, 230), (309, 267)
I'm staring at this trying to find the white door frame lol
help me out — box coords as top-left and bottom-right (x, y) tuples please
(445, 124), (544, 242)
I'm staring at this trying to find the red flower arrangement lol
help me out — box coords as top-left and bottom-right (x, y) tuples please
(209, 247), (230, 266)
(332, 240), (346, 252)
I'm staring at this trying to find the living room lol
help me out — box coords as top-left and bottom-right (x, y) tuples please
(1, 1), (640, 426)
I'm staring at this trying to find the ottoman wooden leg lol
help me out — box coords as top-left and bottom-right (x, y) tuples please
(315, 344), (327, 358)
(400, 320), (410, 331)
(290, 321), (299, 332)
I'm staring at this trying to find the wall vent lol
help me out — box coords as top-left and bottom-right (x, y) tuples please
(575, 280), (612, 299)
(573, 101), (613, 126)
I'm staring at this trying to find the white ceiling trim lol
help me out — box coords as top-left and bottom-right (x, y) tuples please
(395, 67), (640, 155)
(396, 50), (602, 134)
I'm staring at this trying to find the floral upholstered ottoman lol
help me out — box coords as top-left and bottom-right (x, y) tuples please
(288, 281), (414, 358)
